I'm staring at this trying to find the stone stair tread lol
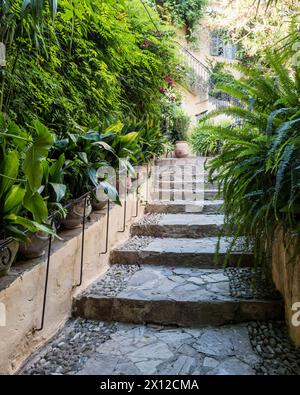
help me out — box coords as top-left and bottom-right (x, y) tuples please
(80, 265), (279, 303)
(131, 214), (224, 238)
(73, 265), (283, 326)
(145, 200), (223, 215)
(117, 236), (248, 255)
(148, 200), (223, 205)
(154, 214), (224, 226)
(110, 236), (253, 268)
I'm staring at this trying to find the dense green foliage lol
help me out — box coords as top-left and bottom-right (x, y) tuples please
(0, 0), (181, 243)
(1, 0), (180, 129)
(208, 62), (236, 100)
(0, 113), (55, 240)
(200, 52), (300, 268)
(156, 0), (208, 40)
(161, 96), (190, 142)
(190, 121), (225, 156)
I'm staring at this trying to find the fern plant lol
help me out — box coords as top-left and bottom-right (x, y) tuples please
(200, 51), (300, 270)
(190, 121), (227, 156)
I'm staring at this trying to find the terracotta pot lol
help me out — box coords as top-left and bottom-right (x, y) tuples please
(61, 200), (92, 229)
(92, 199), (108, 211)
(175, 141), (189, 158)
(19, 232), (49, 260)
(0, 240), (19, 277)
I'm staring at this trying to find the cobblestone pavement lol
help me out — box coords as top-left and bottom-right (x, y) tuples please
(21, 319), (300, 375)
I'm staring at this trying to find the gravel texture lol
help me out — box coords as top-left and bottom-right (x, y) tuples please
(20, 319), (117, 375)
(21, 319), (300, 375)
(119, 236), (154, 250)
(225, 268), (281, 300)
(87, 265), (140, 297)
(137, 213), (165, 226)
(248, 321), (300, 375)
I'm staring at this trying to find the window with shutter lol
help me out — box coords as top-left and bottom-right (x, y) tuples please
(210, 32), (220, 56)
(210, 32), (237, 60)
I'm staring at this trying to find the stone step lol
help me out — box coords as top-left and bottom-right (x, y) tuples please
(110, 237), (253, 268)
(145, 200), (224, 214)
(131, 214), (224, 238)
(153, 180), (218, 189)
(151, 189), (220, 201)
(73, 265), (283, 327)
(152, 172), (210, 183)
(155, 158), (206, 166)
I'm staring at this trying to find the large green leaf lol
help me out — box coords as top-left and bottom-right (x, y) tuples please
(23, 191), (48, 223)
(4, 185), (26, 213)
(119, 132), (139, 146)
(49, 183), (66, 202)
(104, 121), (124, 135)
(49, 154), (65, 183)
(99, 181), (120, 205)
(23, 121), (53, 192)
(0, 150), (20, 199)
(5, 214), (55, 236)
(92, 141), (115, 153)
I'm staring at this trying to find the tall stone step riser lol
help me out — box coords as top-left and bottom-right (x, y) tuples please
(110, 250), (254, 268)
(130, 224), (223, 238)
(73, 297), (283, 327)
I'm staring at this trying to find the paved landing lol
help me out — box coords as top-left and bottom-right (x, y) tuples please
(76, 324), (259, 375)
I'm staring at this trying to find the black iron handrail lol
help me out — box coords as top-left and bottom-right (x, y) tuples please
(174, 40), (209, 72)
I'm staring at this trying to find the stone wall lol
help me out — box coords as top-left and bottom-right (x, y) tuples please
(0, 177), (148, 374)
(272, 229), (300, 347)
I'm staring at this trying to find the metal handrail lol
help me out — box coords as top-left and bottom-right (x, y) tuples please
(174, 40), (209, 72)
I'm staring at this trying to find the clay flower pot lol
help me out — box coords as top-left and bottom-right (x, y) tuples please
(0, 240), (19, 277)
(92, 199), (108, 212)
(61, 199), (92, 229)
(175, 141), (189, 158)
(92, 189), (108, 211)
(19, 232), (49, 260)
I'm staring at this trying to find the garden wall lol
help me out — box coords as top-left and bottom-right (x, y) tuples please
(272, 229), (300, 347)
(0, 180), (148, 374)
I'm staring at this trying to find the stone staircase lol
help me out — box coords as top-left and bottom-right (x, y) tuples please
(21, 157), (294, 376)
(73, 158), (283, 328)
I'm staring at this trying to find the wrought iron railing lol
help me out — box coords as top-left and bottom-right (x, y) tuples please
(176, 42), (210, 100)
(0, 166), (150, 331)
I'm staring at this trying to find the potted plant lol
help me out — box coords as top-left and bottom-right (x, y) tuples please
(172, 108), (191, 158)
(19, 153), (67, 259)
(54, 128), (120, 228)
(0, 116), (55, 273)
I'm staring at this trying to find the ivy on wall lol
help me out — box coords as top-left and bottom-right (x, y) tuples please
(156, 0), (208, 40)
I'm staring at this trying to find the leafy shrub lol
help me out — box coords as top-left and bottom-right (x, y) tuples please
(190, 122), (224, 156)
(156, 0), (208, 40)
(201, 51), (300, 270)
(208, 61), (236, 101)
(0, 0), (180, 243)
(161, 96), (190, 142)
(0, 113), (55, 241)
(1, 0), (180, 132)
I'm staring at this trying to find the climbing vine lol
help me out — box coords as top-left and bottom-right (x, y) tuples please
(156, 0), (208, 40)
